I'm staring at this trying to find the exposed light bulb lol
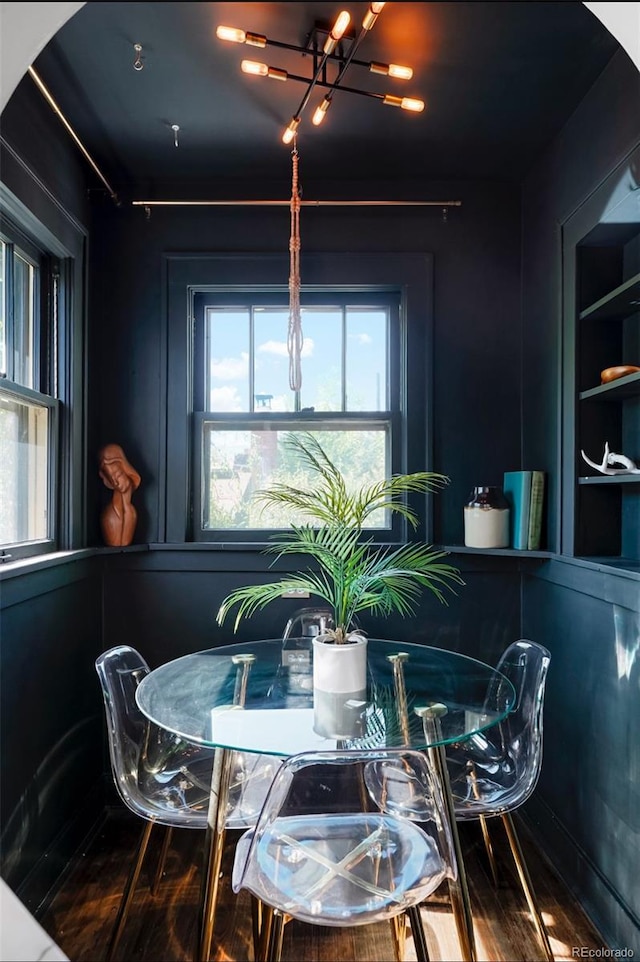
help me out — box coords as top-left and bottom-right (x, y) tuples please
(388, 63), (413, 80)
(241, 60), (288, 81)
(312, 97), (331, 126)
(324, 10), (351, 53)
(216, 25), (266, 47)
(400, 96), (425, 112)
(363, 2), (386, 30)
(383, 94), (425, 112)
(370, 61), (413, 80)
(216, 25), (246, 43)
(282, 118), (300, 144)
(241, 59), (268, 77)
(332, 10), (351, 39)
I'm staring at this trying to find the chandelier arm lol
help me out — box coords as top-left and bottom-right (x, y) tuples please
(264, 36), (372, 72)
(278, 72), (388, 102)
(322, 19), (380, 107)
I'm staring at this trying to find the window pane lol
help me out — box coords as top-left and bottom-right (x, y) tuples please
(254, 309), (295, 411)
(202, 427), (389, 530)
(298, 309), (342, 412)
(0, 241), (6, 377)
(13, 253), (35, 389)
(346, 308), (388, 411)
(0, 393), (49, 545)
(206, 308), (250, 411)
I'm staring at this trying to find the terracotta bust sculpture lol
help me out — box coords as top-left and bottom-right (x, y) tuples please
(98, 444), (141, 546)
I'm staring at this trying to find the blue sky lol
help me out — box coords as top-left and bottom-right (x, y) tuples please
(207, 307), (387, 413)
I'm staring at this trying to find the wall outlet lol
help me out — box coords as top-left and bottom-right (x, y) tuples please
(281, 589), (310, 598)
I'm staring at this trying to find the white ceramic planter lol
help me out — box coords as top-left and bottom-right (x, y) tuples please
(312, 635), (368, 738)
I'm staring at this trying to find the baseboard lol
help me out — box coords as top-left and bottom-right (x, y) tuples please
(521, 795), (640, 952)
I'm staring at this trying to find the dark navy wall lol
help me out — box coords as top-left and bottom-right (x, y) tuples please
(521, 50), (640, 951)
(523, 563), (640, 951)
(0, 557), (105, 910)
(0, 75), (89, 227)
(88, 182), (522, 549)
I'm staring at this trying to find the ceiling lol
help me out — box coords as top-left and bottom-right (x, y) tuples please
(24, 1), (622, 200)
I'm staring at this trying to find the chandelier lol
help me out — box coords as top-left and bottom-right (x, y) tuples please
(216, 4), (424, 143)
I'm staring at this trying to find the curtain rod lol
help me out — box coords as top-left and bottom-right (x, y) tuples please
(28, 66), (120, 205)
(26, 67), (461, 214)
(131, 199), (462, 208)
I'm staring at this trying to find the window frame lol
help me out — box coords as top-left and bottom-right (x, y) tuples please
(191, 287), (402, 543)
(164, 252), (434, 547)
(0, 212), (67, 562)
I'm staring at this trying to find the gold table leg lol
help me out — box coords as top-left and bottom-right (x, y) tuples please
(416, 704), (478, 962)
(198, 653), (260, 961)
(197, 745), (234, 962)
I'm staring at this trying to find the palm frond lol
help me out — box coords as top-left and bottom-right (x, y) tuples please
(254, 484), (342, 526)
(216, 573), (336, 632)
(354, 472), (451, 528)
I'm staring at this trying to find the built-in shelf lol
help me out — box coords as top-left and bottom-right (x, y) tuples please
(578, 272), (640, 322)
(578, 474), (640, 485)
(579, 371), (640, 401)
(563, 149), (639, 569)
(443, 545), (553, 558)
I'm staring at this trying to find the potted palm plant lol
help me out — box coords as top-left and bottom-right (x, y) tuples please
(216, 433), (463, 734)
(217, 433), (462, 633)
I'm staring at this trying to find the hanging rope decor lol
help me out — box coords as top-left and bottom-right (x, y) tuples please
(288, 141), (303, 392)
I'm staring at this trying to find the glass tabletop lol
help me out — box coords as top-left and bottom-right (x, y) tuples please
(136, 638), (515, 755)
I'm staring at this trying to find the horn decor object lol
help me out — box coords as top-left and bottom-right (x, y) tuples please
(580, 442), (640, 476)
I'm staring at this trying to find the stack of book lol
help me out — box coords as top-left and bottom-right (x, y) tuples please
(502, 470), (545, 550)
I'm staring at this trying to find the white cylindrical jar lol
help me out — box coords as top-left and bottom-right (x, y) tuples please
(464, 486), (510, 548)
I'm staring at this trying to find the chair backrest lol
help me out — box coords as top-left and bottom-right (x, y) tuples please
(95, 645), (152, 816)
(232, 747), (457, 924)
(447, 638), (551, 816)
(95, 645), (211, 826)
(282, 606), (336, 639)
(365, 640), (551, 820)
(492, 639), (551, 800)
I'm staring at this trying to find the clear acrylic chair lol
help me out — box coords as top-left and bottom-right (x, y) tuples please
(364, 640), (554, 961)
(446, 639), (554, 961)
(231, 748), (457, 962)
(282, 605), (336, 639)
(95, 645), (280, 960)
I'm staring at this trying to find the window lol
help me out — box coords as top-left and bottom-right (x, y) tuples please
(192, 290), (401, 540)
(0, 224), (59, 560)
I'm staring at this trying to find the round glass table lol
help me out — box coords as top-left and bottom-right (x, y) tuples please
(136, 638), (515, 962)
(137, 637), (514, 752)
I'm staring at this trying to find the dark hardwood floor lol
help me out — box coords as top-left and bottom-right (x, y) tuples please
(40, 809), (604, 962)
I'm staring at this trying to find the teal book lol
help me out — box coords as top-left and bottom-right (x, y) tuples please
(503, 471), (532, 549)
(527, 471), (545, 550)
